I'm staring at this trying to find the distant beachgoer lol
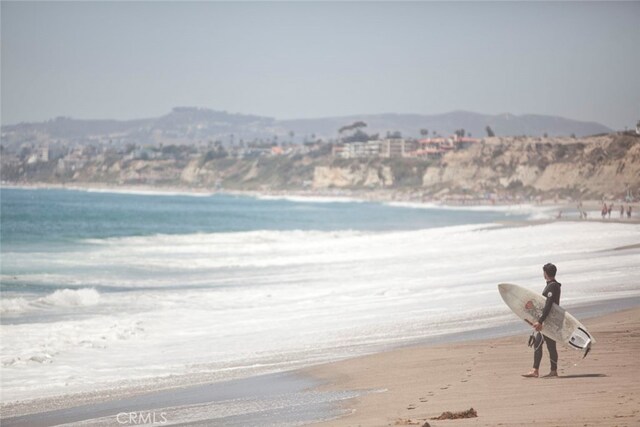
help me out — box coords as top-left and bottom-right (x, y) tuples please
(522, 263), (561, 378)
(620, 205), (625, 218)
(608, 204), (612, 219)
(601, 203), (607, 219)
(628, 206), (633, 219)
(556, 210), (562, 219)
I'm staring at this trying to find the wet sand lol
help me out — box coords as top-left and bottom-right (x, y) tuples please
(307, 307), (640, 426)
(2, 303), (638, 426)
(0, 372), (356, 427)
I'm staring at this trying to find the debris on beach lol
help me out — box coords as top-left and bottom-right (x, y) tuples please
(394, 418), (431, 426)
(431, 407), (478, 420)
(394, 418), (419, 425)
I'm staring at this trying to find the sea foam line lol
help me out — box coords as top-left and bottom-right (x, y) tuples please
(1, 288), (100, 314)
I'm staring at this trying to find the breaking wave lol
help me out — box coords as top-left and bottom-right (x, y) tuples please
(1, 288), (100, 314)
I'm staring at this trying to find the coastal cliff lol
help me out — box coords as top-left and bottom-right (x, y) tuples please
(421, 134), (640, 197)
(2, 133), (638, 199)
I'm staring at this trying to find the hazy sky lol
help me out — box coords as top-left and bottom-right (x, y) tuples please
(2, 1), (639, 129)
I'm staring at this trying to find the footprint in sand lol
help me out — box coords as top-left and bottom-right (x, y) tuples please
(407, 404), (416, 410)
(419, 397), (428, 402)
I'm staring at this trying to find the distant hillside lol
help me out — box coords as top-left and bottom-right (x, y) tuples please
(3, 133), (638, 200)
(1, 107), (612, 148)
(0, 108), (278, 147)
(280, 111), (611, 139)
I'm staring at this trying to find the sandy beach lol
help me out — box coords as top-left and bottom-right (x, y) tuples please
(3, 303), (638, 426)
(307, 307), (640, 427)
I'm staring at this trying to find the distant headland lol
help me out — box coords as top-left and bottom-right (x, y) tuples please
(2, 108), (637, 203)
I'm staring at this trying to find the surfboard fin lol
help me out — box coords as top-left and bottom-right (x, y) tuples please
(583, 342), (591, 359)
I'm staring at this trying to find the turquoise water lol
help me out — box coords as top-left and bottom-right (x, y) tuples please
(0, 187), (513, 249)
(1, 187), (518, 296)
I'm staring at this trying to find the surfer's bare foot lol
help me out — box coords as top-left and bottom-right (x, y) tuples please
(542, 370), (558, 378)
(521, 369), (539, 378)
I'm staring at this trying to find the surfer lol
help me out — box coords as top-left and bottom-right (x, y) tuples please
(522, 263), (561, 378)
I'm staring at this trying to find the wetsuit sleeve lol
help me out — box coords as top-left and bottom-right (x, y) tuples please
(539, 296), (554, 323)
(538, 283), (558, 323)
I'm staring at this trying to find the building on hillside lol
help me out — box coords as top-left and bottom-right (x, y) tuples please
(380, 139), (418, 158)
(412, 137), (464, 159)
(340, 141), (381, 158)
(418, 139), (440, 150)
(412, 147), (443, 160)
(332, 144), (345, 157)
(27, 145), (50, 164)
(235, 148), (270, 159)
(430, 137), (455, 152)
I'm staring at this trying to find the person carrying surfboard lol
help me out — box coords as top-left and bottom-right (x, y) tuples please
(522, 263), (561, 378)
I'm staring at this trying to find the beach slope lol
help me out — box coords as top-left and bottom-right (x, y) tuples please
(308, 307), (640, 426)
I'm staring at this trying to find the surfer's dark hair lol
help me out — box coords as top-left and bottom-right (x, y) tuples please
(543, 263), (557, 278)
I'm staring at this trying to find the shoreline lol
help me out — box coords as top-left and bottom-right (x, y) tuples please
(3, 181), (639, 223)
(2, 297), (639, 425)
(307, 306), (640, 427)
(2, 184), (639, 425)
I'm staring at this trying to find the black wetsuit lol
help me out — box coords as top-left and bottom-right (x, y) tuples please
(533, 280), (561, 371)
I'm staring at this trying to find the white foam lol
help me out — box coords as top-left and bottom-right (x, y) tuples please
(252, 194), (558, 219)
(0, 288), (100, 314)
(252, 194), (366, 204)
(77, 187), (214, 197)
(387, 200), (560, 217)
(0, 184), (215, 197)
(41, 288), (100, 307)
(1, 222), (639, 403)
(0, 297), (31, 315)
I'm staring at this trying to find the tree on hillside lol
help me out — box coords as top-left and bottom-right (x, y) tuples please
(339, 121), (372, 143)
(343, 129), (371, 143)
(338, 121), (367, 134)
(420, 129), (429, 137)
(485, 126), (495, 137)
(386, 131), (402, 139)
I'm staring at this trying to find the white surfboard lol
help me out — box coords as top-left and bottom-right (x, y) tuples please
(498, 283), (594, 357)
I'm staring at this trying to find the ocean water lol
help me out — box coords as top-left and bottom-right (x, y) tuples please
(1, 187), (639, 405)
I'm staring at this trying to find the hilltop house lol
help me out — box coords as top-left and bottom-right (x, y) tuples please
(380, 139), (418, 158)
